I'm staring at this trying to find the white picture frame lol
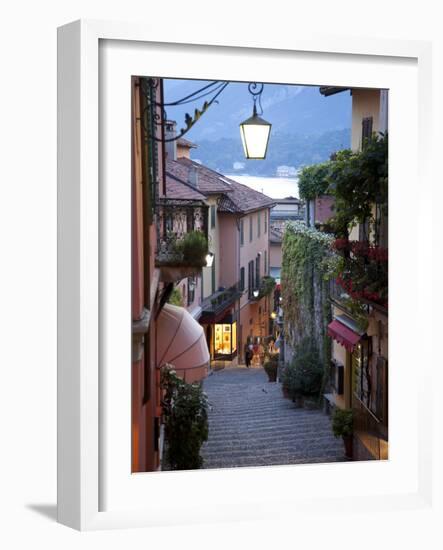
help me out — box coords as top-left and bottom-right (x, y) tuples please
(58, 19), (435, 531)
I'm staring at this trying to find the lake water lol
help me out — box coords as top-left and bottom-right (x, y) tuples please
(225, 175), (299, 200)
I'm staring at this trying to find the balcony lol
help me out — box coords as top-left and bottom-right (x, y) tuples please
(330, 278), (386, 318)
(200, 283), (242, 323)
(155, 198), (209, 281)
(329, 278), (351, 309)
(249, 275), (276, 302)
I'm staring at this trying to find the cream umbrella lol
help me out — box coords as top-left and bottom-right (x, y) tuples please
(156, 303), (210, 383)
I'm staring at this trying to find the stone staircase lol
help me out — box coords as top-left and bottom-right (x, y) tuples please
(201, 366), (345, 469)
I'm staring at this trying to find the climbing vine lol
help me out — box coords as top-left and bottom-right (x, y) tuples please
(281, 221), (335, 391)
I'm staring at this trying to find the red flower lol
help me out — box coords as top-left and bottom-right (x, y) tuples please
(333, 238), (350, 251)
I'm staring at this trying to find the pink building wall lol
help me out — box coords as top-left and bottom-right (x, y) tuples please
(270, 242), (282, 269)
(314, 195), (335, 224)
(131, 77), (165, 473)
(218, 213), (239, 288)
(238, 209), (272, 357)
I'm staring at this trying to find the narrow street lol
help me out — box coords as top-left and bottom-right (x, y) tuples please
(201, 366), (346, 469)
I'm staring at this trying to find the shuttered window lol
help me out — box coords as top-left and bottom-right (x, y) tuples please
(362, 116), (373, 147)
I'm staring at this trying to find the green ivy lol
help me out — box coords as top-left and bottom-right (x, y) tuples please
(281, 222), (334, 392)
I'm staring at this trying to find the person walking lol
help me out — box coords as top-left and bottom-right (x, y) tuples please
(245, 347), (252, 368)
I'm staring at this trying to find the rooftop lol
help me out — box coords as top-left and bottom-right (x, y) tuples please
(167, 158), (232, 195)
(166, 158), (275, 214)
(165, 172), (207, 201)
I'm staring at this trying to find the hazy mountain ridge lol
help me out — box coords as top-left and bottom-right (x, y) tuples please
(191, 128), (351, 176)
(163, 80), (351, 176)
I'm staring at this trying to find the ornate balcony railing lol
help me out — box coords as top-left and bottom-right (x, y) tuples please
(201, 283), (242, 319)
(330, 278), (387, 318)
(155, 198), (209, 269)
(329, 278), (350, 308)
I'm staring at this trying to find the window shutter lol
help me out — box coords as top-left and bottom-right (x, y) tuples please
(362, 116), (373, 147)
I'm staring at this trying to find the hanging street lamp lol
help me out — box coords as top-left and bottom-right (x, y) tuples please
(239, 83), (272, 160)
(205, 252), (214, 267)
(142, 78), (272, 159)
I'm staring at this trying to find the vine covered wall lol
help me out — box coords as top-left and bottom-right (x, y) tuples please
(281, 222), (334, 371)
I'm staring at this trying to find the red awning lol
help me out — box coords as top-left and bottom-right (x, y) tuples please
(327, 319), (362, 352)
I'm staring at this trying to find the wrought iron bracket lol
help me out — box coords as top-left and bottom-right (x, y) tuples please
(140, 77), (229, 143)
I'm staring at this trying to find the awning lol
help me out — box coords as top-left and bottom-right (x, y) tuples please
(156, 303), (210, 383)
(327, 319), (362, 353)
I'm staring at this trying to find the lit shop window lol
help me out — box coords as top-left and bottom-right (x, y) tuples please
(214, 322), (237, 359)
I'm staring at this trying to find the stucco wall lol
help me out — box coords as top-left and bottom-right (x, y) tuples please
(201, 196), (220, 299)
(131, 77), (163, 473)
(270, 241), (282, 268)
(351, 89), (381, 151)
(239, 209), (270, 309)
(237, 208), (271, 359)
(218, 213), (239, 288)
(314, 195), (334, 224)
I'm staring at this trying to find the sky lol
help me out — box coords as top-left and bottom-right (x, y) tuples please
(162, 79), (352, 143)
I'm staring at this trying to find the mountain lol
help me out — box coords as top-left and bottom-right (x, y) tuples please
(163, 79), (351, 176)
(191, 129), (351, 176)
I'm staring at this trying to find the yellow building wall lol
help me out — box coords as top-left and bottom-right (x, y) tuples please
(351, 88), (381, 151)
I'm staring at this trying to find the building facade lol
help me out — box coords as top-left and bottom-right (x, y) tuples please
(131, 77), (211, 472)
(269, 196), (304, 282)
(321, 87), (389, 461)
(164, 144), (275, 370)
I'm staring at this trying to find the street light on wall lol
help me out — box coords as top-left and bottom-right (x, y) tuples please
(239, 83), (272, 160)
(270, 311), (277, 320)
(205, 252), (214, 267)
(253, 289), (259, 298)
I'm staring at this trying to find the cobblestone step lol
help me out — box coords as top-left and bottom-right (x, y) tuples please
(201, 366), (345, 469)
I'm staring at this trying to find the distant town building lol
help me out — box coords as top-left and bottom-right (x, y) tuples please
(270, 196), (304, 229)
(269, 196), (305, 282)
(276, 165), (298, 177)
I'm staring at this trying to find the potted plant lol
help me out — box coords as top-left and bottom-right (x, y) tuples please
(179, 230), (208, 266)
(280, 364), (293, 399)
(263, 354), (278, 382)
(332, 408), (354, 459)
(279, 364), (290, 398)
(160, 364), (209, 470)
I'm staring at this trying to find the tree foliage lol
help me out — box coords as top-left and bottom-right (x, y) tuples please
(298, 161), (331, 201)
(326, 134), (388, 238)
